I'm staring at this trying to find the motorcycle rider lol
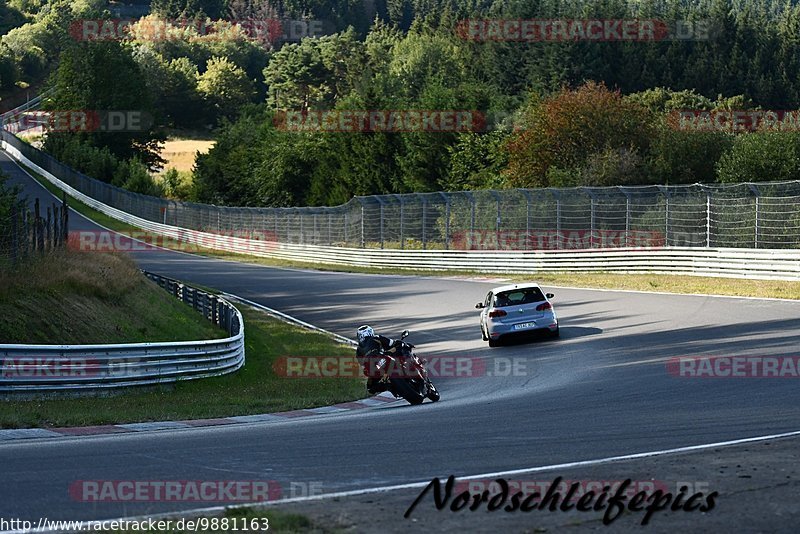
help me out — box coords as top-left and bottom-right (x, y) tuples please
(355, 325), (398, 394)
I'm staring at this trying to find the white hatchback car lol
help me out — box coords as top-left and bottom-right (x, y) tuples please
(476, 283), (559, 347)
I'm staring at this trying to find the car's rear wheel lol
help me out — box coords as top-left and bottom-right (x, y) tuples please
(481, 324), (488, 341)
(550, 326), (560, 339)
(488, 337), (500, 347)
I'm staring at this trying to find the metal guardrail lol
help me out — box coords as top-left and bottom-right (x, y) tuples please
(0, 272), (244, 392)
(4, 131), (800, 280)
(0, 89), (53, 123)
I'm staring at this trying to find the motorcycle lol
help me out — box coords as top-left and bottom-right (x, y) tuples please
(372, 330), (440, 405)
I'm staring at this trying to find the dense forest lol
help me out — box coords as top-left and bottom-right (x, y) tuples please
(2, 0), (800, 206)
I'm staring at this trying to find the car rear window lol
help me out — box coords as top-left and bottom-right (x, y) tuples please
(494, 288), (545, 307)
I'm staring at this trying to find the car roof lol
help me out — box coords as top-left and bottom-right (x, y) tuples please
(489, 282), (543, 294)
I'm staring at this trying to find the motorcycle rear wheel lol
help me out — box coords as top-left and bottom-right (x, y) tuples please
(390, 378), (425, 405)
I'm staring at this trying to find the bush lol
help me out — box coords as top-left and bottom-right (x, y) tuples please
(716, 132), (800, 183)
(113, 159), (164, 196)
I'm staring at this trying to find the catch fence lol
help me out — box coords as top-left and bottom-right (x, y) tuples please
(1, 130), (799, 251)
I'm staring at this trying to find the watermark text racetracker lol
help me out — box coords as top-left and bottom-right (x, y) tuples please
(456, 19), (716, 42)
(69, 17), (327, 45)
(453, 229), (667, 250)
(69, 480), (325, 502)
(668, 356), (800, 377)
(67, 230), (279, 253)
(2, 110), (153, 133)
(2, 357), (100, 378)
(273, 355), (530, 378)
(273, 110), (486, 133)
(669, 110), (800, 132)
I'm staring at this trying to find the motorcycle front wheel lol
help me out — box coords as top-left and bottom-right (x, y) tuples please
(426, 381), (440, 402)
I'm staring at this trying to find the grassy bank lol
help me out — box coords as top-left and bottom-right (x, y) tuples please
(0, 251), (224, 344)
(22, 163), (800, 301)
(0, 298), (363, 428)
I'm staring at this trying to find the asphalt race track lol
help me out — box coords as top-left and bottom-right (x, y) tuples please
(3, 152), (800, 528)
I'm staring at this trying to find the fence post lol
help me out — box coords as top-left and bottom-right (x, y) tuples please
(621, 188), (631, 247)
(10, 202), (17, 266)
(375, 197), (385, 249)
(705, 188), (712, 248)
(554, 190), (562, 250)
(747, 184), (760, 249)
(52, 202), (60, 248)
(470, 193), (476, 235)
(45, 206), (51, 251)
(34, 198), (44, 253)
(658, 186), (670, 246)
(490, 190), (501, 234)
(359, 200), (365, 248)
(299, 209), (304, 244)
(22, 209), (29, 258)
(421, 195), (427, 249)
(520, 190), (532, 249)
(439, 192), (450, 250)
(328, 209), (332, 245)
(395, 194), (405, 249)
(576, 188), (595, 248)
(588, 190), (596, 248)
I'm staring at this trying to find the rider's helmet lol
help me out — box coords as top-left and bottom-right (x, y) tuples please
(356, 325), (375, 343)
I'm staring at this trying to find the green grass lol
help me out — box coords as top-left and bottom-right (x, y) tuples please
(0, 251), (224, 344)
(21, 163), (800, 301)
(0, 302), (364, 428)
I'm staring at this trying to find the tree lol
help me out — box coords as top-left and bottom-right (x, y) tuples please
(263, 38), (333, 111)
(504, 82), (655, 187)
(445, 131), (508, 190)
(196, 56), (255, 121)
(45, 40), (164, 171)
(192, 105), (269, 205)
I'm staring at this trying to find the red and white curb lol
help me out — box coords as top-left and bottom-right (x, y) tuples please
(0, 392), (399, 441)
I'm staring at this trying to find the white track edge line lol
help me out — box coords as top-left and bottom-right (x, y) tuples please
(9, 428), (800, 533)
(219, 293), (356, 346)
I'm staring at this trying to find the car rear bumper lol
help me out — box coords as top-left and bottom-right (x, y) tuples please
(487, 316), (558, 339)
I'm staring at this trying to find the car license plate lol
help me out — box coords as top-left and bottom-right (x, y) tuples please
(513, 322), (536, 330)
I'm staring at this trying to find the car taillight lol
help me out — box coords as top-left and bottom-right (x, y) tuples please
(536, 302), (552, 311)
(489, 309), (507, 318)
